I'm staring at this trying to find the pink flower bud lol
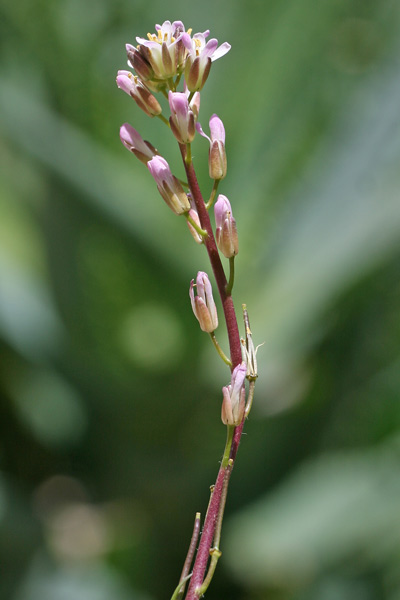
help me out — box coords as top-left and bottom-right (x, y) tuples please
(189, 272), (218, 333)
(214, 195), (238, 258)
(116, 70), (162, 117)
(209, 113), (225, 142)
(148, 156), (190, 215)
(168, 91), (196, 144)
(221, 363), (247, 426)
(119, 123), (158, 164)
(197, 114), (227, 180)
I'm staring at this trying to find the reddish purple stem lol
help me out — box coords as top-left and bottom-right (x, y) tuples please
(180, 146), (245, 599)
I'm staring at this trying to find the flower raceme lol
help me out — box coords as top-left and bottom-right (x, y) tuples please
(214, 194), (238, 258)
(197, 114), (227, 180)
(116, 22), (259, 600)
(189, 272), (218, 333)
(221, 362), (247, 426)
(122, 21), (230, 93)
(147, 156), (190, 215)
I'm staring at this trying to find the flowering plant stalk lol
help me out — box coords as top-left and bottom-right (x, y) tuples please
(117, 20), (259, 599)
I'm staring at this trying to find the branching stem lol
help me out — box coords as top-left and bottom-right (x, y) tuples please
(197, 459), (233, 597)
(170, 575), (192, 600)
(173, 512), (201, 600)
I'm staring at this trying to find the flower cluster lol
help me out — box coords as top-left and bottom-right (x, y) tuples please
(123, 21), (231, 91)
(117, 21), (246, 429)
(117, 21), (233, 220)
(116, 20), (259, 600)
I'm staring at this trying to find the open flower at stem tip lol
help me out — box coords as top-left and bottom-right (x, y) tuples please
(147, 155), (190, 215)
(127, 20), (187, 84)
(123, 21), (230, 92)
(189, 272), (218, 333)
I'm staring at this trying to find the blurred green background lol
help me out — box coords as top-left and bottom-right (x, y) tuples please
(1, 0), (400, 599)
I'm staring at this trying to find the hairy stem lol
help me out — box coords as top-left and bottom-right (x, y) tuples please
(184, 425), (243, 599)
(197, 459), (233, 597)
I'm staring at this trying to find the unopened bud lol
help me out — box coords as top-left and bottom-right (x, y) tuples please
(221, 363), (246, 426)
(197, 114), (227, 180)
(147, 156), (190, 215)
(214, 195), (238, 258)
(119, 123), (157, 164)
(208, 114), (227, 179)
(116, 71), (162, 117)
(168, 91), (196, 144)
(189, 272), (218, 333)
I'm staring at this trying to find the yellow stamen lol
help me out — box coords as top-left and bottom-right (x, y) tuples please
(187, 28), (192, 35)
